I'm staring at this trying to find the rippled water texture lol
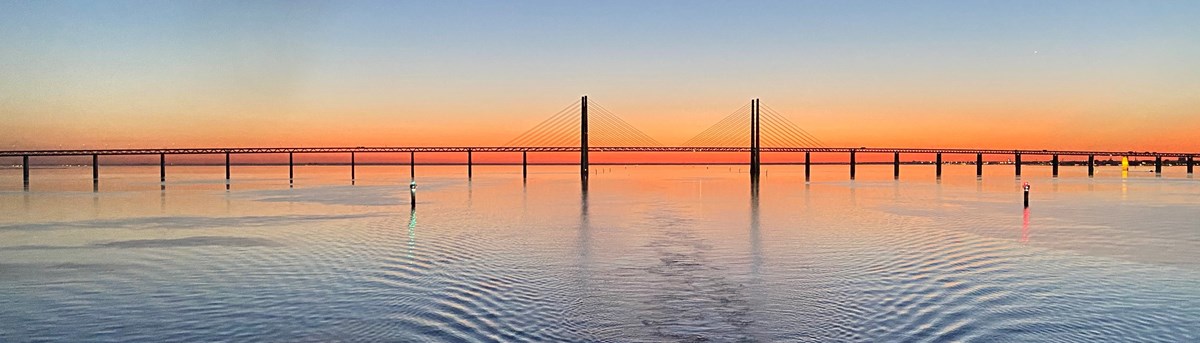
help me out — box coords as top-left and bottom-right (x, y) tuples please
(1, 165), (1198, 342)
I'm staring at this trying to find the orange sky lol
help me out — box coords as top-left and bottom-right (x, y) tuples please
(2, 1), (1198, 163)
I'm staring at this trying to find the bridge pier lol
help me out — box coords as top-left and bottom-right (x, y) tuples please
(225, 152), (230, 189)
(1155, 156), (1162, 176)
(410, 151), (415, 180)
(288, 152), (294, 186)
(1088, 154), (1095, 177)
(804, 152), (811, 182)
(1188, 155), (1194, 176)
(351, 152), (356, 183)
(467, 150), (473, 179)
(976, 153), (983, 178)
(22, 155), (29, 190)
(1015, 153), (1022, 177)
(849, 150), (856, 180)
(1052, 154), (1059, 177)
(522, 151), (528, 180)
(936, 153), (942, 178)
(92, 154), (99, 191)
(893, 152), (900, 180)
(160, 153), (166, 183)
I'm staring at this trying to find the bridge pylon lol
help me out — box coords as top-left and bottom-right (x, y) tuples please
(581, 95), (588, 187)
(750, 98), (761, 180)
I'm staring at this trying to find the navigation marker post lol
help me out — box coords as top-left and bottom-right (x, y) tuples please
(1024, 182), (1031, 208)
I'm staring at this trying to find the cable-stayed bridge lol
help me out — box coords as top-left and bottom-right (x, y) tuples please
(3, 96), (1197, 190)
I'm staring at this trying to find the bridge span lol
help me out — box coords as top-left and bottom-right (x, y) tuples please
(2, 146), (1197, 156)
(4, 145), (1196, 192)
(4, 97), (1195, 190)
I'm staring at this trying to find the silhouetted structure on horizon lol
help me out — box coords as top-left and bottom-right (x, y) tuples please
(3, 97), (1196, 191)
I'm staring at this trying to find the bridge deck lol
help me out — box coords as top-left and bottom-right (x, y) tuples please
(0, 147), (1195, 157)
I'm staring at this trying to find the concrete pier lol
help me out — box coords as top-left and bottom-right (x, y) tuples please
(804, 151), (811, 181)
(893, 152), (900, 179)
(22, 155), (29, 189)
(225, 153), (231, 184)
(1155, 156), (1163, 176)
(1052, 154), (1059, 177)
(409, 151), (415, 180)
(288, 152), (294, 184)
(467, 149), (473, 179)
(976, 153), (983, 178)
(160, 153), (166, 183)
(92, 154), (99, 191)
(1088, 154), (1095, 177)
(849, 149), (857, 180)
(1188, 155), (1194, 175)
(1015, 153), (1022, 177)
(522, 151), (528, 179)
(350, 152), (356, 181)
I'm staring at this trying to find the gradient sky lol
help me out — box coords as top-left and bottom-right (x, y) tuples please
(2, 0), (1198, 153)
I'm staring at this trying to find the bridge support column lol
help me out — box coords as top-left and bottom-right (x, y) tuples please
(225, 152), (231, 189)
(160, 153), (166, 183)
(467, 150), (473, 179)
(976, 153), (983, 178)
(749, 99), (761, 181)
(581, 95), (589, 186)
(522, 151), (528, 180)
(288, 153), (294, 186)
(893, 152), (900, 180)
(410, 151), (415, 181)
(1188, 155), (1194, 176)
(1155, 156), (1162, 176)
(22, 155), (29, 190)
(1015, 153), (1022, 177)
(1088, 155), (1095, 177)
(849, 150), (856, 180)
(936, 153), (942, 179)
(804, 152), (811, 182)
(1052, 154), (1059, 177)
(92, 154), (99, 191)
(351, 152), (356, 183)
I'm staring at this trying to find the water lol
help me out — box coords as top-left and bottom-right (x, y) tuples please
(1, 165), (1198, 342)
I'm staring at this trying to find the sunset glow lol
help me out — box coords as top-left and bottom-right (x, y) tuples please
(2, 1), (1197, 155)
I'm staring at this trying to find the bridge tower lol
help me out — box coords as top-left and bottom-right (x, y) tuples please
(581, 95), (589, 185)
(750, 98), (761, 180)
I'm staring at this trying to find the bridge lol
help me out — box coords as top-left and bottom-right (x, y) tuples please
(4, 96), (1196, 190)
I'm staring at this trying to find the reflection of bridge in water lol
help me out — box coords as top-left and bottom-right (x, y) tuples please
(3, 96), (1196, 190)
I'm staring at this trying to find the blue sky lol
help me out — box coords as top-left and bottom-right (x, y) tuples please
(1, 1), (1197, 149)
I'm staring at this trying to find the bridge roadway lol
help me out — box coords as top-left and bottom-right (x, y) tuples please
(6, 145), (1197, 191)
(2, 146), (1197, 157)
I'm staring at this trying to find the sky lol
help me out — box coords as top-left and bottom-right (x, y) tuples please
(2, 0), (1198, 158)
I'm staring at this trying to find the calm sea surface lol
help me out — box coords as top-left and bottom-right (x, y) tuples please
(1, 164), (1198, 342)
